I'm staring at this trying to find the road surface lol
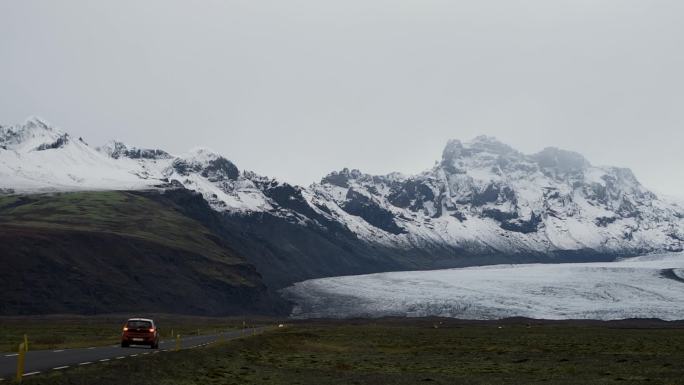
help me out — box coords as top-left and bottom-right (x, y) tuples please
(0, 328), (265, 380)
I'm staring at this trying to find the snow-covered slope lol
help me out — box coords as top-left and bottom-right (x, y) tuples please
(283, 252), (684, 320)
(0, 118), (277, 213)
(1, 118), (682, 257)
(0, 118), (162, 191)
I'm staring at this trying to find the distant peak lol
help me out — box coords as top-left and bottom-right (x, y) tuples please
(466, 135), (518, 155)
(186, 147), (221, 160)
(173, 148), (239, 181)
(99, 139), (171, 160)
(321, 168), (365, 188)
(23, 116), (53, 130)
(99, 140), (127, 155)
(469, 135), (500, 144)
(1, 117), (68, 151)
(441, 139), (464, 162)
(531, 147), (590, 171)
(441, 136), (518, 163)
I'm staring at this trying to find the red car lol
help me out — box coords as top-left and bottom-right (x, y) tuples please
(121, 318), (159, 349)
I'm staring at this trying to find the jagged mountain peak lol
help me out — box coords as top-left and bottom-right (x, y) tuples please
(467, 135), (518, 154)
(441, 139), (464, 162)
(320, 168), (407, 189)
(1, 117), (70, 151)
(2, 117), (60, 137)
(22, 116), (53, 130)
(98, 140), (171, 160)
(531, 147), (590, 172)
(171, 147), (239, 181)
(320, 168), (366, 187)
(184, 147), (226, 161)
(441, 136), (522, 165)
(98, 140), (128, 156)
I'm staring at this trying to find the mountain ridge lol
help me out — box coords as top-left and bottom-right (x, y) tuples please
(1, 117), (682, 289)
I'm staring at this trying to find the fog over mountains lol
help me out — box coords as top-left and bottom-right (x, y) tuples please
(2, 118), (683, 289)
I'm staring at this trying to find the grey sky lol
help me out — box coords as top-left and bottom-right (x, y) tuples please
(1, 1), (682, 195)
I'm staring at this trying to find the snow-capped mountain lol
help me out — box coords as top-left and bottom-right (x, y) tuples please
(309, 136), (684, 255)
(1, 118), (682, 263)
(0, 118), (274, 213)
(0, 118), (166, 192)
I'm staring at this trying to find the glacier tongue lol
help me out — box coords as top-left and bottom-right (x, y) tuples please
(282, 252), (684, 320)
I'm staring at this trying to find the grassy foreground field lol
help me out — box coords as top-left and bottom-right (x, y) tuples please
(0, 314), (268, 352)
(21, 318), (684, 385)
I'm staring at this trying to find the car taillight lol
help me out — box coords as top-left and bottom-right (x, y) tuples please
(149, 328), (155, 332)
(123, 327), (128, 331)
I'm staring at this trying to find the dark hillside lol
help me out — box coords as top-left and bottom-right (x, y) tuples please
(0, 191), (284, 315)
(145, 190), (568, 289)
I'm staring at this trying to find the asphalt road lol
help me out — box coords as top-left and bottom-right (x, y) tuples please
(0, 327), (265, 380)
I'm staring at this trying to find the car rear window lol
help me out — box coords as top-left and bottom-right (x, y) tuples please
(126, 320), (152, 329)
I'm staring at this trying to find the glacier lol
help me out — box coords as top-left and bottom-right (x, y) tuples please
(283, 252), (684, 320)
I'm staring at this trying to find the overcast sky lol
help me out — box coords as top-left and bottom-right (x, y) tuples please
(1, 1), (682, 195)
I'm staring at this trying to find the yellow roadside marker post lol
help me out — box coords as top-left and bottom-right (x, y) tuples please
(170, 329), (174, 339)
(16, 342), (26, 383)
(23, 335), (28, 352)
(176, 334), (181, 352)
(197, 328), (200, 336)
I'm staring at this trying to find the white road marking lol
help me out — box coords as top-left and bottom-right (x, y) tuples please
(78, 362), (92, 366)
(142, 352), (149, 355)
(87, 347), (96, 350)
(99, 358), (110, 362)
(52, 366), (70, 370)
(3, 354), (18, 357)
(115, 356), (125, 360)
(130, 354), (138, 357)
(23, 371), (40, 376)
(53, 349), (65, 353)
